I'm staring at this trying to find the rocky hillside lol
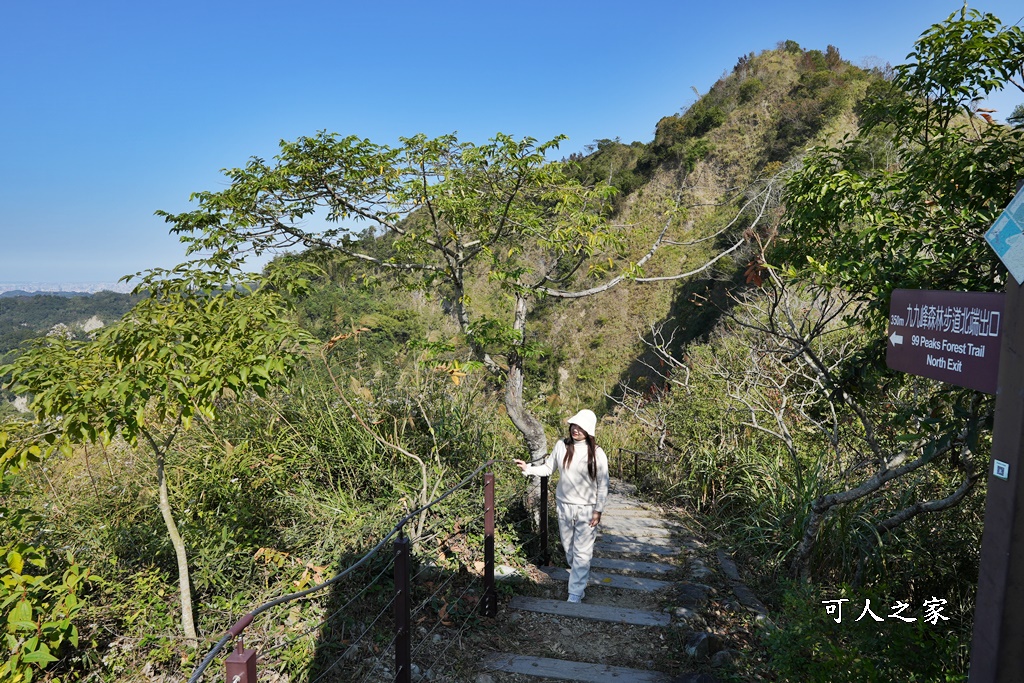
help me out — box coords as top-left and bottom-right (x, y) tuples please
(518, 42), (878, 409)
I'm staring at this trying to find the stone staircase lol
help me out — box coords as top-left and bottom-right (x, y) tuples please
(480, 480), (725, 683)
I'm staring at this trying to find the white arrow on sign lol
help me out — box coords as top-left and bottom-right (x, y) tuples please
(890, 332), (904, 346)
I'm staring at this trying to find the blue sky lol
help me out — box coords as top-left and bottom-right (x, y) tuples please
(2, 1), (1022, 286)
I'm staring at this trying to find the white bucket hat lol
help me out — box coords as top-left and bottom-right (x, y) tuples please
(567, 409), (597, 437)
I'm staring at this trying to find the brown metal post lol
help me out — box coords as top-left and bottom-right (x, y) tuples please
(225, 638), (257, 683)
(481, 472), (497, 617)
(394, 530), (411, 683)
(540, 476), (551, 566)
(969, 278), (1024, 683)
(634, 451), (639, 482)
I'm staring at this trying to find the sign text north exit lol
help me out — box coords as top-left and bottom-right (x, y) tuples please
(887, 289), (1005, 394)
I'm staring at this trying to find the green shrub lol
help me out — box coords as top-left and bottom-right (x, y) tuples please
(684, 104), (728, 138)
(739, 77), (765, 103)
(1, 491), (91, 683)
(764, 583), (968, 682)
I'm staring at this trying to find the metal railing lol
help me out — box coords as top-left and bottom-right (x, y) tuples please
(188, 460), (542, 683)
(617, 447), (674, 481)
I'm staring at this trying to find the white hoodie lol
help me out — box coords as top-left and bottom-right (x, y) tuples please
(522, 437), (609, 512)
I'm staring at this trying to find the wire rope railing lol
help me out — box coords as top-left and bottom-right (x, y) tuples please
(189, 459), (550, 683)
(617, 446), (677, 482)
(259, 558), (396, 657)
(312, 592), (398, 683)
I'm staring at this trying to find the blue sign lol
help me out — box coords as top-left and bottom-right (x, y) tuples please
(986, 188), (1024, 285)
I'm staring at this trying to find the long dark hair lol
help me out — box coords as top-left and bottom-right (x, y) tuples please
(563, 428), (597, 480)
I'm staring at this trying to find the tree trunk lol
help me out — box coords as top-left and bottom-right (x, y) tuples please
(156, 451), (198, 644)
(504, 294), (549, 527)
(505, 294), (548, 460)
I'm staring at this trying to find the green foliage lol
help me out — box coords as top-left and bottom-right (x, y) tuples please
(765, 53), (862, 161)
(2, 253), (315, 447)
(154, 129), (644, 467)
(764, 583), (967, 682)
(160, 132), (617, 304)
(632, 12), (1024, 678)
(288, 257), (432, 376)
(779, 6), (1024, 335)
(1008, 103), (1024, 127)
(894, 7), (1023, 131)
(641, 301), (982, 676)
(158, 131), (619, 350)
(13, 335), (530, 680)
(800, 49), (828, 73)
(0, 445), (91, 683)
(781, 40), (802, 54)
(1, 544), (88, 683)
(824, 45), (843, 71)
(565, 138), (646, 201)
(738, 77), (765, 103)
(643, 102), (728, 170)
(1, 251), (319, 644)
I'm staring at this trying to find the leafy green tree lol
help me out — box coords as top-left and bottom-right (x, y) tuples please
(775, 6), (1024, 578)
(1, 251), (315, 642)
(783, 6), (1024, 309)
(1009, 103), (1024, 127)
(158, 133), (729, 461)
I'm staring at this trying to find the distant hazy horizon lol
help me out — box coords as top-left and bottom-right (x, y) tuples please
(0, 282), (134, 295)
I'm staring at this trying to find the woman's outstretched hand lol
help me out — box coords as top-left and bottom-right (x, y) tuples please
(513, 459), (528, 473)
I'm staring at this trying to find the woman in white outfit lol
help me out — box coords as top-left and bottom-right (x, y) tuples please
(515, 409), (609, 603)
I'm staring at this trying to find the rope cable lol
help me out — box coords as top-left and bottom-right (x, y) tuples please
(188, 459), (494, 682)
(409, 574), (482, 662)
(261, 557), (395, 655)
(307, 593), (398, 683)
(354, 631), (401, 683)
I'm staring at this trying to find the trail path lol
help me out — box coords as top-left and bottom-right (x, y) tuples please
(474, 479), (765, 683)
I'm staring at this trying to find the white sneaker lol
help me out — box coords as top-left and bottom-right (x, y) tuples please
(567, 593), (583, 604)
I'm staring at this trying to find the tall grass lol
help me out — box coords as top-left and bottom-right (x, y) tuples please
(609, 308), (984, 680)
(15, 352), (533, 681)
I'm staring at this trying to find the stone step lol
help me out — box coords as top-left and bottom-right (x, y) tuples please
(594, 539), (677, 556)
(590, 556), (677, 575)
(508, 596), (671, 627)
(603, 502), (652, 507)
(600, 524), (675, 538)
(602, 516), (681, 531)
(599, 532), (676, 548)
(482, 653), (673, 682)
(716, 549), (769, 616)
(601, 506), (664, 516)
(602, 497), (652, 508)
(539, 566), (673, 592)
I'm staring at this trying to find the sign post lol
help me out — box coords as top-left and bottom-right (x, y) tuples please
(969, 182), (1024, 683)
(968, 281), (1024, 683)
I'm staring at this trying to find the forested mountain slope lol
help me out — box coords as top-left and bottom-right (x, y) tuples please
(2, 8), (1022, 682)
(0, 291), (137, 356)
(438, 41), (877, 412)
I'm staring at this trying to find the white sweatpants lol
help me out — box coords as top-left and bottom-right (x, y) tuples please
(556, 501), (599, 597)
